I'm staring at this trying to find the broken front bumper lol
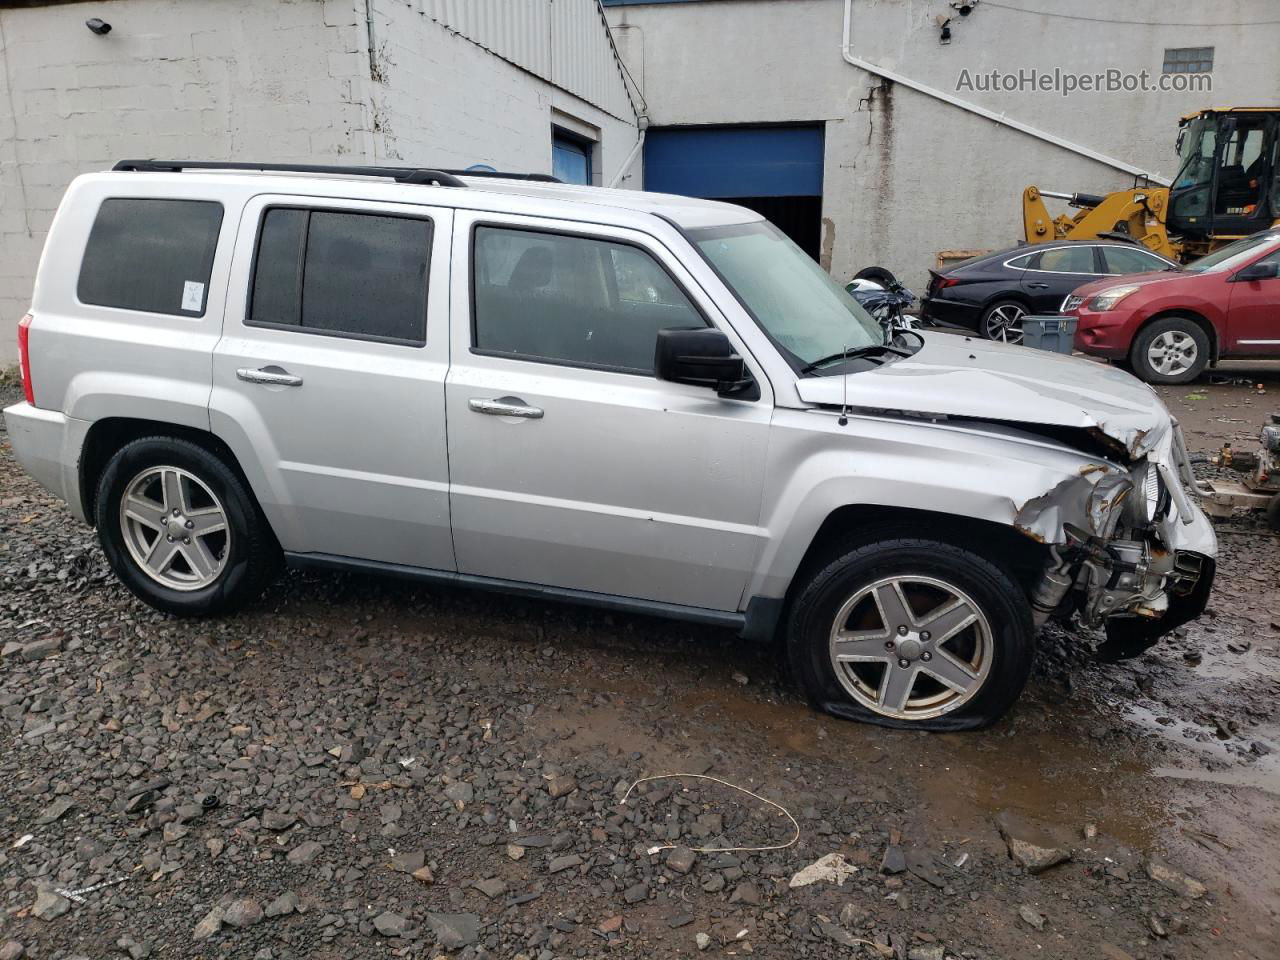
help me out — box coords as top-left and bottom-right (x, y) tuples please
(1021, 419), (1216, 644)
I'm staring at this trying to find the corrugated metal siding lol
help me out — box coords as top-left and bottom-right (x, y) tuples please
(418, 0), (635, 120)
(421, 0), (552, 81)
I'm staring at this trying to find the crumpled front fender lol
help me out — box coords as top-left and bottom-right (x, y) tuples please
(1014, 468), (1132, 544)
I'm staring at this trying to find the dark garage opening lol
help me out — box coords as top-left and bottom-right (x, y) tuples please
(643, 125), (825, 260)
(716, 196), (823, 260)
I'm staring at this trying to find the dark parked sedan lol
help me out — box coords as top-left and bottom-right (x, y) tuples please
(921, 241), (1178, 343)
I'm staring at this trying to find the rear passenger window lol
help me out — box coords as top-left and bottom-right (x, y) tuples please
(1036, 246), (1096, 273)
(78, 198), (223, 316)
(472, 226), (705, 373)
(249, 208), (431, 345)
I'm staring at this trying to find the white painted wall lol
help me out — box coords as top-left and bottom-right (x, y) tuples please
(0, 0), (640, 366)
(607, 0), (1280, 289)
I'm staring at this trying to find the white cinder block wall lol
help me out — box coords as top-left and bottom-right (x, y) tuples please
(0, 0), (640, 366)
(607, 0), (1279, 290)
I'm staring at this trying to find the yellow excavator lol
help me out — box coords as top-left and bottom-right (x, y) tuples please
(1022, 107), (1280, 263)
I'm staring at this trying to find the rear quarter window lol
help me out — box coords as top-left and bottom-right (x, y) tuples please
(77, 198), (224, 316)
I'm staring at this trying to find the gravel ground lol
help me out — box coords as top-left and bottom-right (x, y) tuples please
(1, 372), (1278, 960)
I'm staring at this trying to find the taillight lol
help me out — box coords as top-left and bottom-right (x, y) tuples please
(17, 313), (34, 405)
(928, 273), (957, 296)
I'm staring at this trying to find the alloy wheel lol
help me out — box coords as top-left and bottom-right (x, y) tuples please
(119, 466), (230, 591)
(828, 575), (993, 721)
(985, 304), (1026, 344)
(1146, 330), (1198, 377)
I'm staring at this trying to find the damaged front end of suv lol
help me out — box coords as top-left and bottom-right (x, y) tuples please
(788, 330), (1218, 666)
(1015, 417), (1215, 659)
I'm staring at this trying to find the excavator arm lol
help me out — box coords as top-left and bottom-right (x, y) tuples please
(1022, 185), (1179, 259)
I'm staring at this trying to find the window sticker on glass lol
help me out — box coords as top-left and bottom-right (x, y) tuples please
(181, 280), (205, 312)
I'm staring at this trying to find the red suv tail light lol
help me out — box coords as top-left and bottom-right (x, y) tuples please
(17, 313), (34, 405)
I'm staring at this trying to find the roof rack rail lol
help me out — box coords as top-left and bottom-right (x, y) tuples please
(112, 160), (467, 188)
(437, 169), (563, 183)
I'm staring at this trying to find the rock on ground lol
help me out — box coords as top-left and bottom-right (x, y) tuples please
(223, 899), (263, 928)
(30, 890), (70, 921)
(1145, 858), (1207, 899)
(788, 853), (859, 888)
(373, 912), (410, 937)
(998, 813), (1073, 874)
(424, 912), (479, 950)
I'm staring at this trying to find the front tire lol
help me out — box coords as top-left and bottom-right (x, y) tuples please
(1129, 316), (1209, 384)
(95, 437), (278, 617)
(786, 538), (1035, 730)
(853, 265), (899, 288)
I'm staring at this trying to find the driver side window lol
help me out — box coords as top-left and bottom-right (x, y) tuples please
(472, 226), (707, 374)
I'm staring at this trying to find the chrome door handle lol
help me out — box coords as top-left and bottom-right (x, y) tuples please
(237, 366), (303, 387)
(468, 396), (544, 419)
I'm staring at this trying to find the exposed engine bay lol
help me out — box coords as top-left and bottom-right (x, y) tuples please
(1013, 421), (1214, 657)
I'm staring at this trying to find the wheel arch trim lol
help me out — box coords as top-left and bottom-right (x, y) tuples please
(78, 417), (267, 532)
(749, 418), (1106, 604)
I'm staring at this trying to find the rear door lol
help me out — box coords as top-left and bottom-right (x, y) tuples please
(1018, 245), (1102, 312)
(1099, 245), (1176, 277)
(210, 195), (455, 569)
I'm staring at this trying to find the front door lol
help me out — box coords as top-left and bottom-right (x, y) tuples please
(1226, 249), (1280, 355)
(1019, 244), (1102, 312)
(210, 195), (455, 569)
(444, 212), (772, 612)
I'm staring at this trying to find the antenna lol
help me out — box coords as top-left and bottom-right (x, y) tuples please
(838, 344), (849, 426)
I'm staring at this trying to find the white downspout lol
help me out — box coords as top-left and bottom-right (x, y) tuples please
(608, 116), (649, 188)
(840, 0), (1169, 185)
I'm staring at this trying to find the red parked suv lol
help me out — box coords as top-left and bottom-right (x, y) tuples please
(1065, 229), (1280, 383)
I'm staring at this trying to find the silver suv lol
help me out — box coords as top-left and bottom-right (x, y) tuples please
(4, 160), (1217, 730)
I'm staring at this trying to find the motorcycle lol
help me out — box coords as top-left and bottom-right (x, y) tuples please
(844, 266), (920, 336)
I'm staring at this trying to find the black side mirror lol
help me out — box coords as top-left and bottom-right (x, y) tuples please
(655, 328), (755, 398)
(1233, 260), (1279, 282)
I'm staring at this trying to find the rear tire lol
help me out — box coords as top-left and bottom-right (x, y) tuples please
(1129, 316), (1209, 384)
(980, 299), (1027, 344)
(786, 538), (1035, 731)
(95, 436), (278, 617)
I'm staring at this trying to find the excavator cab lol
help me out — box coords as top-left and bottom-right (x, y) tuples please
(1022, 107), (1280, 263)
(1168, 108), (1280, 253)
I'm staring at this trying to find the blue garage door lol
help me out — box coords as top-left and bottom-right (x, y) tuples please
(644, 125), (824, 199)
(645, 125), (825, 259)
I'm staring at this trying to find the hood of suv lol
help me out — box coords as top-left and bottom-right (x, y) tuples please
(794, 332), (1168, 458)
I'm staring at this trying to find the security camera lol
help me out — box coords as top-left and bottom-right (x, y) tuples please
(85, 18), (112, 35)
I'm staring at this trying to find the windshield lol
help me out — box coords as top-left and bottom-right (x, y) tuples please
(1173, 116), (1216, 189)
(1184, 232), (1280, 272)
(689, 221), (885, 367)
